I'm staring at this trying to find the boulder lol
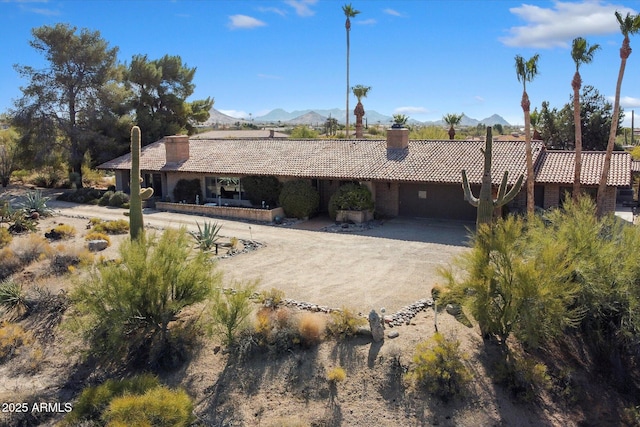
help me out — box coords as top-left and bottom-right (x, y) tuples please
(368, 309), (385, 343)
(87, 239), (109, 252)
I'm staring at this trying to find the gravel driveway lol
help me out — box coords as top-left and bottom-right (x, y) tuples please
(48, 199), (471, 313)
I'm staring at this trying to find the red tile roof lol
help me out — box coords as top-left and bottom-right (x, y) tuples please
(534, 151), (631, 186)
(97, 138), (544, 185)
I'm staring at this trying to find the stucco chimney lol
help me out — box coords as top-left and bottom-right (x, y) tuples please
(386, 128), (409, 150)
(164, 135), (190, 163)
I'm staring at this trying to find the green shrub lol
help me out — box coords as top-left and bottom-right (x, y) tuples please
(108, 191), (129, 207)
(0, 227), (11, 248)
(242, 175), (282, 206)
(92, 219), (129, 235)
(57, 187), (102, 204)
(328, 183), (374, 220)
(72, 228), (221, 368)
(258, 287), (285, 308)
(173, 178), (202, 204)
(62, 374), (161, 426)
(103, 386), (194, 427)
(99, 190), (114, 206)
(18, 190), (54, 217)
(290, 126), (319, 139)
(0, 280), (29, 319)
(493, 353), (551, 402)
(407, 333), (472, 401)
(210, 280), (258, 346)
(327, 307), (366, 338)
(279, 180), (319, 219)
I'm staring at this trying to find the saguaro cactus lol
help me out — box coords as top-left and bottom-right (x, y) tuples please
(462, 126), (524, 228)
(129, 126), (154, 240)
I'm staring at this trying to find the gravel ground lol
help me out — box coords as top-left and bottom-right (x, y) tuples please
(44, 198), (471, 313)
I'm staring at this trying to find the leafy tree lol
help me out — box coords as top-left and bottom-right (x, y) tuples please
(571, 37), (600, 200)
(597, 11), (640, 216)
(529, 108), (541, 140)
(72, 228), (220, 368)
(0, 128), (19, 187)
(493, 123), (504, 135)
(342, 3), (360, 139)
(290, 125), (319, 139)
(352, 84), (371, 138)
(443, 113), (462, 140)
(12, 24), (121, 184)
(210, 280), (257, 346)
(126, 54), (213, 145)
(515, 53), (540, 216)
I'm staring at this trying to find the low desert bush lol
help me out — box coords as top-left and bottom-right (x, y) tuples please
(279, 180), (319, 219)
(0, 321), (34, 362)
(91, 218), (129, 235)
(52, 223), (76, 239)
(407, 333), (472, 401)
(98, 190), (114, 206)
(326, 366), (347, 383)
(0, 280), (29, 319)
(258, 287), (285, 308)
(15, 234), (53, 264)
(210, 281), (258, 346)
(84, 231), (111, 247)
(297, 312), (325, 346)
(251, 306), (300, 354)
(108, 190), (129, 207)
(0, 227), (11, 248)
(57, 187), (102, 204)
(493, 353), (552, 402)
(62, 374), (161, 426)
(327, 307), (366, 338)
(242, 175), (282, 206)
(50, 247), (94, 275)
(0, 248), (21, 281)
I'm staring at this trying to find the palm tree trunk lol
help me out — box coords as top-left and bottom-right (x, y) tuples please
(345, 19), (350, 139)
(522, 91), (535, 216)
(596, 37), (630, 217)
(572, 71), (582, 202)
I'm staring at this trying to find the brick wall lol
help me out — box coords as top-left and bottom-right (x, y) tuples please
(156, 202), (284, 222)
(374, 181), (399, 217)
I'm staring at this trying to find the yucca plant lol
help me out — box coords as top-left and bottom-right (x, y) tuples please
(191, 221), (222, 251)
(18, 190), (54, 218)
(0, 280), (29, 319)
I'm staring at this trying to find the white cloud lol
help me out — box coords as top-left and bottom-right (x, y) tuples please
(394, 106), (430, 115)
(383, 8), (403, 17)
(19, 5), (59, 15)
(500, 1), (637, 48)
(285, 0), (317, 17)
(474, 96), (485, 103)
(219, 109), (248, 119)
(618, 96), (640, 108)
(258, 6), (286, 16)
(357, 18), (377, 25)
(228, 14), (267, 30)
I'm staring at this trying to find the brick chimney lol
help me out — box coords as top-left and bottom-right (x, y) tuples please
(164, 135), (190, 163)
(386, 128), (409, 150)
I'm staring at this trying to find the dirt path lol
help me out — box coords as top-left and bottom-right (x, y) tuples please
(47, 199), (470, 313)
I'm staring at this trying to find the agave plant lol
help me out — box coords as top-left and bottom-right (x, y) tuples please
(18, 190), (54, 218)
(191, 221), (222, 251)
(0, 279), (29, 319)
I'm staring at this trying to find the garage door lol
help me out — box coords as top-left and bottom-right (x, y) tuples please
(398, 183), (477, 220)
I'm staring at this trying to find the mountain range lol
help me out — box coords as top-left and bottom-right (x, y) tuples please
(204, 108), (511, 127)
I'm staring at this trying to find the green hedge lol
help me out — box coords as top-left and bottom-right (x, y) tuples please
(328, 182), (374, 220)
(173, 179), (202, 204)
(279, 180), (319, 219)
(242, 175), (282, 207)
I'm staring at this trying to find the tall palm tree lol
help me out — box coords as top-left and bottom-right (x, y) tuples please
(571, 37), (600, 202)
(352, 84), (371, 138)
(515, 53), (540, 217)
(443, 113), (463, 140)
(342, 3), (360, 139)
(596, 11), (640, 216)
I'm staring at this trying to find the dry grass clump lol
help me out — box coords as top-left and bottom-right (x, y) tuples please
(326, 366), (347, 383)
(90, 218), (129, 235)
(50, 245), (94, 275)
(297, 312), (326, 346)
(14, 234), (53, 264)
(84, 231), (111, 247)
(51, 223), (76, 239)
(0, 321), (34, 362)
(0, 227), (12, 248)
(327, 307), (366, 338)
(0, 248), (21, 282)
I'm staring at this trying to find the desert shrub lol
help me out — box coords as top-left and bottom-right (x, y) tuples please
(173, 178), (202, 204)
(72, 228), (221, 369)
(622, 405), (640, 426)
(258, 287), (285, 308)
(15, 234), (53, 264)
(17, 190), (53, 218)
(62, 374), (161, 426)
(0, 321), (34, 362)
(0, 280), (29, 319)
(242, 175), (282, 206)
(32, 169), (61, 188)
(52, 223), (76, 239)
(7, 212), (37, 234)
(250, 306), (301, 354)
(57, 187), (102, 204)
(11, 169), (30, 183)
(102, 386), (194, 427)
(108, 190), (129, 207)
(92, 219), (129, 235)
(0, 248), (21, 281)
(290, 125), (319, 139)
(279, 180), (319, 219)
(493, 353), (552, 402)
(0, 227), (11, 248)
(327, 182), (374, 220)
(297, 312), (325, 346)
(50, 247), (93, 275)
(327, 307), (366, 338)
(210, 281), (258, 346)
(326, 366), (346, 383)
(191, 221), (222, 251)
(84, 231), (111, 247)
(407, 333), (472, 401)
(99, 190), (114, 206)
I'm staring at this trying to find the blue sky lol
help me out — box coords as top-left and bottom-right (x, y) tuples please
(1, 0), (639, 126)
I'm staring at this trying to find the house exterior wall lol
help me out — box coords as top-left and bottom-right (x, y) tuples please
(115, 170), (129, 192)
(166, 172), (204, 202)
(374, 181), (399, 217)
(398, 183), (477, 221)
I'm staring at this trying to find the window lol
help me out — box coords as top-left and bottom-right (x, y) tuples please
(204, 176), (244, 201)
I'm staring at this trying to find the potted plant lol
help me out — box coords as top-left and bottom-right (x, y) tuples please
(391, 114), (409, 129)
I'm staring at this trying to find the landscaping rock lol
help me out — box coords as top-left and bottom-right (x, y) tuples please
(87, 239), (109, 252)
(368, 309), (385, 342)
(388, 331), (399, 339)
(446, 304), (462, 316)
